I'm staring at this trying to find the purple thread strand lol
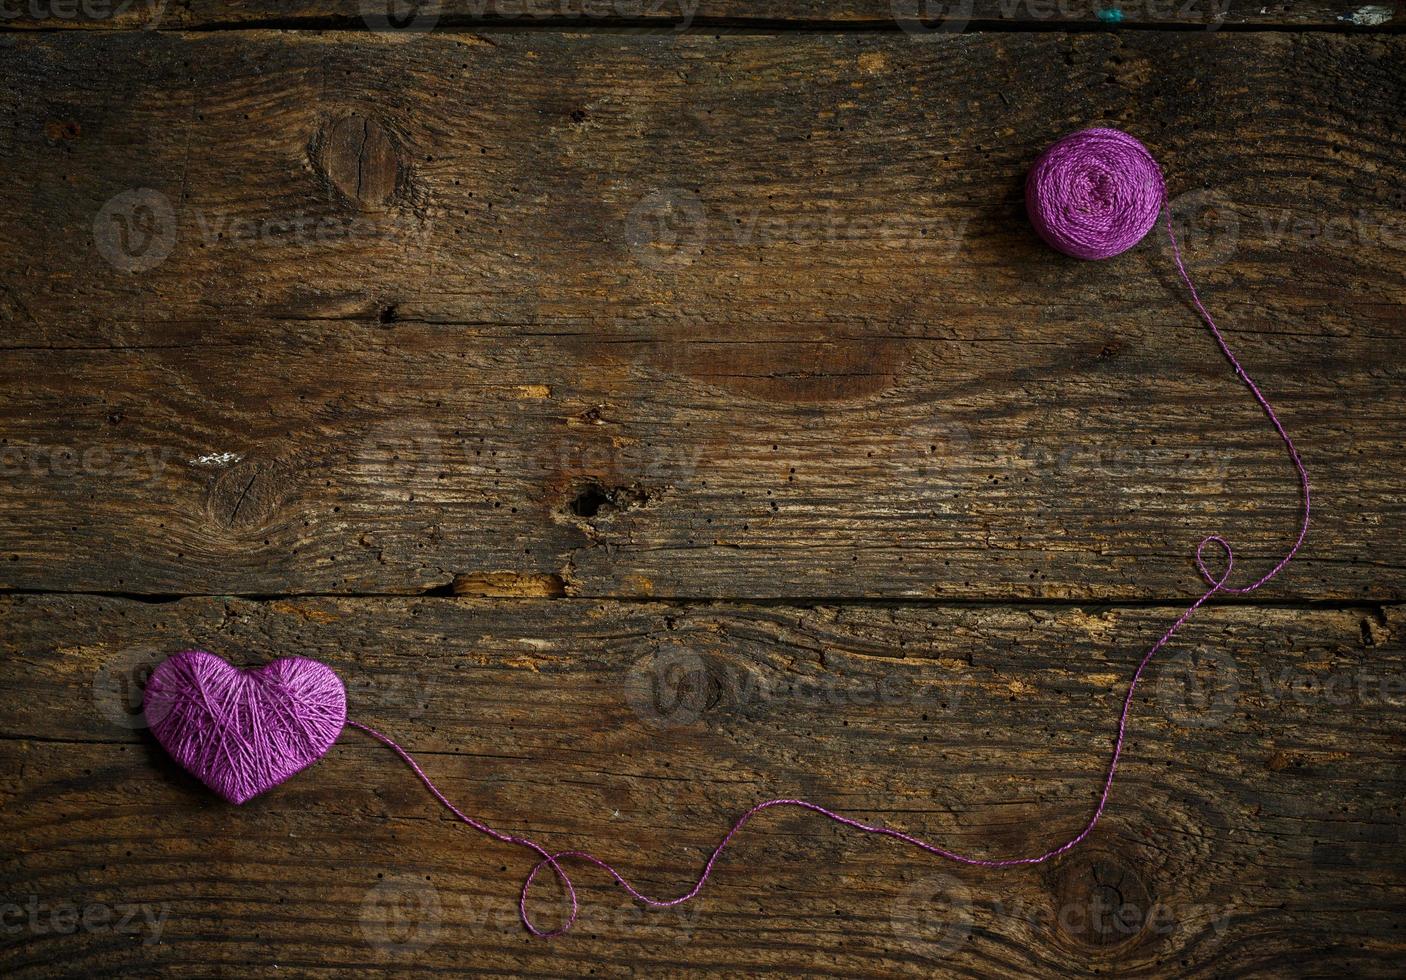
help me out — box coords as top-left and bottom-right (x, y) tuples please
(349, 129), (1310, 938)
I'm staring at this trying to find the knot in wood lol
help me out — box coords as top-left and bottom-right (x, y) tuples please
(319, 115), (399, 210)
(1053, 851), (1156, 950)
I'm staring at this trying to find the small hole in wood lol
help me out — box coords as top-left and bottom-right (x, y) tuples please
(569, 484), (611, 518)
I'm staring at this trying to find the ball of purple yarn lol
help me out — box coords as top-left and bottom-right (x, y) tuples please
(1026, 128), (1166, 260)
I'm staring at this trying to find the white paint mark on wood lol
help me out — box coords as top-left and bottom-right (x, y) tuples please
(191, 451), (243, 467)
(1339, 5), (1394, 25)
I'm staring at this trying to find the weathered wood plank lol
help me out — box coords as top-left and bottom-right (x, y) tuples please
(7, 32), (1405, 332)
(0, 314), (1395, 601)
(1, 595), (1402, 976)
(0, 0), (1396, 31)
(1, 31), (1402, 600)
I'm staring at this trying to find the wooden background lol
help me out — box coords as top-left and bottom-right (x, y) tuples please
(1, 4), (1404, 977)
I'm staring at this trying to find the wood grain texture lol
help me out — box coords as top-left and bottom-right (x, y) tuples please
(0, 0), (1399, 30)
(1, 31), (1403, 599)
(1, 594), (1403, 976)
(2, 23), (1403, 980)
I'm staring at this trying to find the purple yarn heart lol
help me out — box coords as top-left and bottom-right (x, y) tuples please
(144, 650), (346, 804)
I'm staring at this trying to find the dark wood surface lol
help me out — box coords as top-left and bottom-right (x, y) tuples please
(4, 596), (1405, 976)
(1, 14), (1403, 980)
(0, 0), (1399, 29)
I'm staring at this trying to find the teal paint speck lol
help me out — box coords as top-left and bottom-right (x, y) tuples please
(1096, 7), (1125, 21)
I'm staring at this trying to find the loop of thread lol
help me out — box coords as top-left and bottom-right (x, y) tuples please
(349, 129), (1310, 938)
(1195, 534), (1236, 591)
